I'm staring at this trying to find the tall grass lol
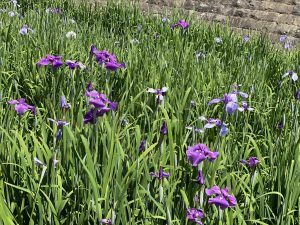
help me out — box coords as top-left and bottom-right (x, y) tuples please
(0, 0), (299, 224)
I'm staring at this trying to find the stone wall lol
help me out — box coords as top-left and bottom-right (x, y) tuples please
(144, 0), (300, 41)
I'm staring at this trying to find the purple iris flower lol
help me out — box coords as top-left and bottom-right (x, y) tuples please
(206, 186), (237, 210)
(100, 219), (112, 224)
(171, 19), (189, 29)
(8, 98), (36, 115)
(90, 46), (125, 71)
(139, 140), (146, 152)
(147, 87), (168, 104)
(160, 121), (168, 135)
(185, 126), (204, 133)
(208, 93), (238, 114)
(243, 35), (250, 42)
(186, 208), (205, 225)
(66, 60), (85, 70)
(295, 89), (300, 100)
(37, 55), (63, 69)
(231, 84), (249, 98)
(199, 116), (229, 136)
(48, 118), (69, 141)
(282, 70), (298, 81)
(19, 25), (33, 35)
(238, 101), (254, 112)
(240, 156), (260, 168)
(278, 120), (284, 130)
(284, 41), (292, 49)
(196, 170), (205, 185)
(150, 166), (170, 180)
(60, 96), (71, 110)
(279, 35), (287, 43)
(84, 88), (118, 124)
(87, 81), (93, 92)
(186, 143), (219, 167)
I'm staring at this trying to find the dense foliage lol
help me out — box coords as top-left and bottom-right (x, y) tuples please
(0, 0), (299, 224)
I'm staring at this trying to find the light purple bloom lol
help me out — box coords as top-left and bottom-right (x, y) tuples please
(147, 87), (168, 104)
(185, 126), (204, 133)
(60, 96), (71, 110)
(243, 35), (250, 42)
(37, 55), (63, 69)
(240, 156), (260, 168)
(206, 186), (237, 210)
(238, 101), (254, 112)
(19, 25), (33, 35)
(150, 166), (170, 180)
(199, 116), (229, 136)
(279, 35), (287, 43)
(87, 81), (93, 92)
(231, 84), (249, 98)
(8, 98), (36, 115)
(100, 219), (112, 224)
(208, 93), (238, 114)
(284, 41), (292, 49)
(186, 208), (204, 225)
(283, 70), (298, 81)
(171, 19), (189, 29)
(162, 17), (170, 23)
(186, 143), (219, 167)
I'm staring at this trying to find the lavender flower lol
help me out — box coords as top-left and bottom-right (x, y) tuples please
(48, 118), (70, 141)
(37, 55), (63, 69)
(162, 17), (170, 23)
(206, 186), (237, 210)
(147, 87), (168, 104)
(185, 126), (204, 133)
(199, 116), (229, 136)
(284, 41), (292, 49)
(8, 98), (36, 115)
(243, 35), (250, 42)
(186, 208), (205, 225)
(19, 25), (33, 35)
(238, 101), (254, 112)
(186, 143), (219, 167)
(282, 70), (298, 81)
(60, 96), (71, 110)
(100, 219), (112, 224)
(231, 84), (249, 98)
(279, 35), (287, 43)
(208, 93), (238, 114)
(171, 19), (189, 29)
(240, 156), (260, 168)
(87, 81), (93, 92)
(150, 166), (170, 180)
